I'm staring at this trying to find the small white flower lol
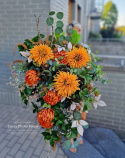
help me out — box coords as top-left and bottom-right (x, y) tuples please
(61, 97), (66, 102)
(87, 49), (91, 54)
(67, 42), (72, 50)
(70, 102), (76, 110)
(57, 45), (65, 52)
(20, 51), (30, 57)
(93, 94), (107, 109)
(20, 51), (32, 63)
(72, 120), (88, 136)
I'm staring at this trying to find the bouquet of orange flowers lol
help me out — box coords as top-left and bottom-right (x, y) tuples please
(9, 11), (107, 150)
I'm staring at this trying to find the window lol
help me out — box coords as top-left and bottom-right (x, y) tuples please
(77, 5), (81, 23)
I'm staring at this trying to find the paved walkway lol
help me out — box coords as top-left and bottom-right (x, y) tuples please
(0, 103), (68, 158)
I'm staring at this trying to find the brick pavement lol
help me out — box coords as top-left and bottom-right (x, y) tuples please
(0, 104), (68, 158)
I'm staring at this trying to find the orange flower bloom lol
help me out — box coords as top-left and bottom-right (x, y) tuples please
(29, 44), (54, 66)
(54, 51), (67, 65)
(67, 47), (91, 68)
(43, 90), (61, 106)
(37, 108), (54, 129)
(25, 70), (40, 87)
(54, 71), (80, 97)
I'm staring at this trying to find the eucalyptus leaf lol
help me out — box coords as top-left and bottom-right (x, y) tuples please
(55, 27), (63, 34)
(46, 17), (54, 26)
(74, 141), (79, 148)
(49, 11), (55, 15)
(65, 36), (72, 42)
(56, 21), (64, 28)
(64, 140), (72, 150)
(57, 12), (63, 19)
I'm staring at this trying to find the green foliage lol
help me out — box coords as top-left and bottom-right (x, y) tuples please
(49, 11), (55, 15)
(74, 141), (79, 148)
(64, 140), (72, 150)
(74, 111), (81, 120)
(56, 12), (63, 19)
(56, 21), (64, 28)
(101, 1), (118, 29)
(46, 17), (54, 26)
(55, 27), (63, 34)
(59, 35), (65, 42)
(68, 29), (74, 34)
(71, 29), (81, 45)
(65, 36), (72, 42)
(31, 102), (39, 113)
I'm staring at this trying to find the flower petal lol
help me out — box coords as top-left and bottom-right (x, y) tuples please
(20, 51), (30, 57)
(77, 124), (84, 136)
(70, 102), (76, 110)
(79, 120), (88, 126)
(97, 100), (107, 107)
(28, 57), (32, 63)
(95, 94), (101, 101)
(93, 101), (98, 109)
(68, 42), (72, 50)
(72, 121), (77, 128)
(61, 97), (66, 102)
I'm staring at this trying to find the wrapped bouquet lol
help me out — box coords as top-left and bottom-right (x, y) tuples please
(9, 11), (107, 151)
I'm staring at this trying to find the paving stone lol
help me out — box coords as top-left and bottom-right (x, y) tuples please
(40, 150), (49, 158)
(20, 139), (32, 151)
(0, 139), (8, 152)
(14, 150), (24, 158)
(0, 147), (11, 158)
(7, 136), (19, 148)
(8, 143), (21, 156)
(23, 147), (35, 158)
(33, 142), (44, 156)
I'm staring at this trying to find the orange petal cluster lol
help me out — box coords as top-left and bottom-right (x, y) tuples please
(43, 90), (61, 106)
(25, 70), (40, 87)
(54, 51), (67, 65)
(67, 47), (91, 68)
(37, 108), (54, 129)
(29, 44), (54, 66)
(54, 71), (80, 97)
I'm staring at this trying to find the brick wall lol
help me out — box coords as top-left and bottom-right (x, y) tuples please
(0, 0), (50, 93)
(86, 70), (125, 139)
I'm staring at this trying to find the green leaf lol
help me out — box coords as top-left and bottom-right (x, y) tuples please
(40, 34), (45, 38)
(83, 124), (89, 129)
(74, 141), (79, 148)
(53, 135), (60, 141)
(24, 87), (32, 95)
(56, 12), (63, 19)
(55, 27), (63, 34)
(59, 35), (65, 42)
(79, 91), (85, 99)
(56, 21), (64, 28)
(64, 140), (72, 150)
(46, 17), (54, 26)
(71, 127), (78, 138)
(74, 112), (81, 120)
(49, 11), (55, 15)
(33, 109), (36, 113)
(65, 36), (72, 42)
(32, 36), (39, 42)
(68, 29), (74, 34)
(71, 29), (81, 45)
(45, 135), (51, 140)
(50, 137), (55, 147)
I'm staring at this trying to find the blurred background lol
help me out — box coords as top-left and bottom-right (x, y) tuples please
(0, 0), (125, 141)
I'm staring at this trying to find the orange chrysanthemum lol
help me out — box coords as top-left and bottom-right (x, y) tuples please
(54, 51), (67, 65)
(37, 108), (54, 129)
(43, 90), (61, 106)
(67, 47), (91, 68)
(25, 70), (40, 87)
(54, 71), (80, 97)
(29, 44), (54, 66)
